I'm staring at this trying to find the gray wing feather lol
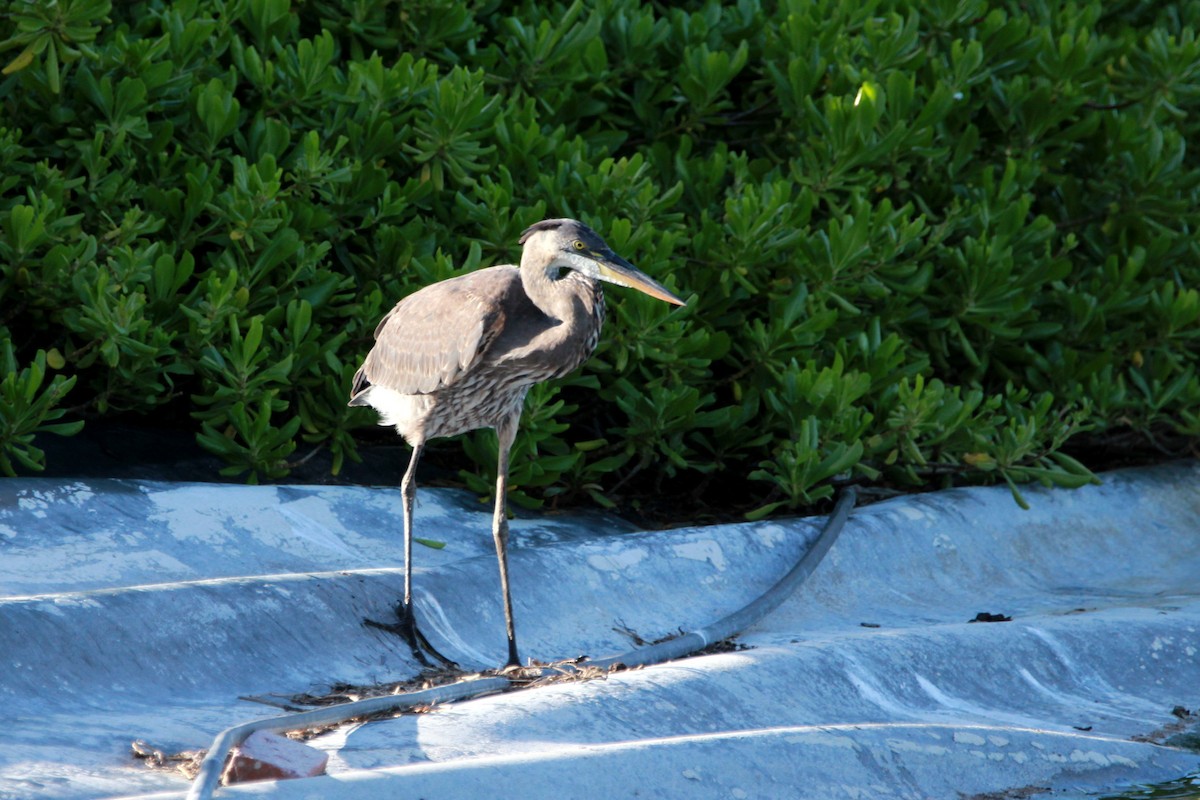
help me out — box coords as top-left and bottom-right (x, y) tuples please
(351, 266), (520, 398)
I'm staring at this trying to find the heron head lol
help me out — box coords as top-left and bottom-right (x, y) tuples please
(520, 218), (686, 306)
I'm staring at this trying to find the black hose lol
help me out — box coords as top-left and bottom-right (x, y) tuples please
(580, 486), (857, 671)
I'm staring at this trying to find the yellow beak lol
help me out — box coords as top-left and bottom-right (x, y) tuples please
(596, 253), (687, 306)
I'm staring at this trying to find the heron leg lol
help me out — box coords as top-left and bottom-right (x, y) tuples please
(400, 442), (422, 614)
(378, 441), (456, 669)
(493, 422), (522, 668)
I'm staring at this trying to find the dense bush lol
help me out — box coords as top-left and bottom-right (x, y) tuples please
(1, 0), (1197, 516)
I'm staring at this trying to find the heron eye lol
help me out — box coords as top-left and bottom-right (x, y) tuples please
(572, 240), (585, 251)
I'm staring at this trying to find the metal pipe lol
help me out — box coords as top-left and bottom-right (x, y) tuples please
(186, 676), (511, 800)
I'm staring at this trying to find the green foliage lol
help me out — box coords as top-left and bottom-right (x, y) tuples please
(1, 0), (110, 93)
(0, 340), (84, 476)
(2, 0), (1198, 517)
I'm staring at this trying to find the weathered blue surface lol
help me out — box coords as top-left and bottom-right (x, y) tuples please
(1, 463), (1197, 799)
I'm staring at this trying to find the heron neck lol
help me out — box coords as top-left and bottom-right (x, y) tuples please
(516, 256), (606, 370)
(519, 258), (578, 322)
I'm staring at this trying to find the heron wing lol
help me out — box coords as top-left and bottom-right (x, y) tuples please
(350, 265), (523, 398)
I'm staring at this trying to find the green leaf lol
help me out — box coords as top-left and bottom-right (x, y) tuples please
(414, 537), (446, 550)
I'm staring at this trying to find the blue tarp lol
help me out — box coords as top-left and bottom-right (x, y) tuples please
(1, 462), (1197, 798)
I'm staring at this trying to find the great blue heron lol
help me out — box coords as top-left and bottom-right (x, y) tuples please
(349, 218), (686, 667)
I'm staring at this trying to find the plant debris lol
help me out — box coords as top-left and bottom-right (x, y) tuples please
(1132, 706), (1198, 745)
(695, 637), (750, 655)
(135, 635), (754, 775)
(130, 739), (207, 780)
(233, 657), (625, 742)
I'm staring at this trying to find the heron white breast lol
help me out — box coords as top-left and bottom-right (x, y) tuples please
(355, 385), (432, 443)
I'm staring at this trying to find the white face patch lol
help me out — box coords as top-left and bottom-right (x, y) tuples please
(558, 251), (601, 280)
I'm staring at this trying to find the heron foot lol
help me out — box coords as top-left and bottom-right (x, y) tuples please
(505, 642), (521, 670)
(364, 602), (458, 669)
